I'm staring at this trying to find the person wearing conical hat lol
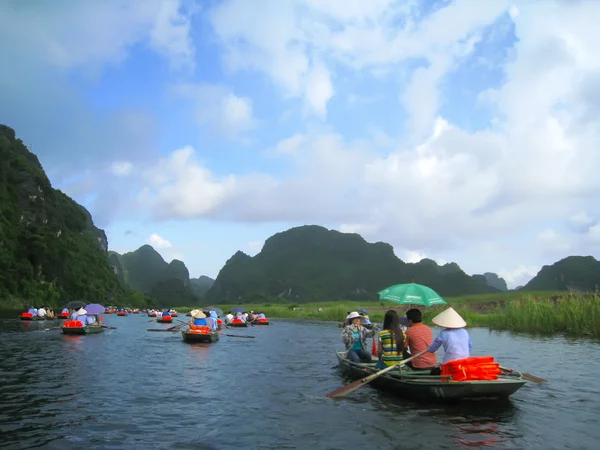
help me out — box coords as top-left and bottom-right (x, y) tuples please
(426, 307), (472, 367)
(189, 311), (207, 329)
(341, 312), (378, 363)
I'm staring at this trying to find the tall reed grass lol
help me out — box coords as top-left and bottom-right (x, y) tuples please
(173, 292), (600, 338)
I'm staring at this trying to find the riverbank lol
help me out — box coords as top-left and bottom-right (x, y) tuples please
(175, 291), (600, 338)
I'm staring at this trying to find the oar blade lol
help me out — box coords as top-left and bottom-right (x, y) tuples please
(325, 378), (368, 398)
(223, 333), (255, 339)
(522, 372), (547, 384)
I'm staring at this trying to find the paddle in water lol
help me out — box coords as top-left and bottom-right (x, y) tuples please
(500, 366), (547, 384)
(222, 333), (255, 339)
(325, 350), (427, 398)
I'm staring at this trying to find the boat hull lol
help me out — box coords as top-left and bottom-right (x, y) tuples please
(61, 325), (105, 335)
(335, 352), (526, 401)
(228, 322), (248, 327)
(156, 318), (173, 323)
(181, 330), (219, 343)
(20, 316), (46, 321)
(254, 321), (269, 325)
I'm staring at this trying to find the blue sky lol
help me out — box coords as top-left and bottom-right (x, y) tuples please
(2, 0), (600, 288)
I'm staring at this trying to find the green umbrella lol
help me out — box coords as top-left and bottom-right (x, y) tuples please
(378, 283), (447, 307)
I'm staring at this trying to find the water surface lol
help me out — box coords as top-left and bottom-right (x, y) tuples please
(0, 314), (598, 449)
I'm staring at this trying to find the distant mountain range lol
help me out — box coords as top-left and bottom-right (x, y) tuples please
(1, 123), (598, 309)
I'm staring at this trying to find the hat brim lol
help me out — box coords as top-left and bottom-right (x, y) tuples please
(345, 315), (366, 325)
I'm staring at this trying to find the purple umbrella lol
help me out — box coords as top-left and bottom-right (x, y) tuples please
(84, 303), (106, 314)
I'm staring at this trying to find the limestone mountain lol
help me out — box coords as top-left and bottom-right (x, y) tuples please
(0, 124), (122, 305)
(109, 245), (206, 305)
(205, 225), (500, 304)
(523, 256), (600, 292)
(190, 276), (215, 297)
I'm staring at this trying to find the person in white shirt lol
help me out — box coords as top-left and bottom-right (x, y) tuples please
(225, 313), (233, 323)
(37, 307), (46, 318)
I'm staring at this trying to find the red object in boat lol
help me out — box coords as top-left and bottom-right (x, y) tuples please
(59, 312), (70, 317)
(216, 319), (223, 325)
(188, 325), (210, 334)
(440, 356), (501, 381)
(64, 320), (84, 328)
(231, 318), (242, 323)
(21, 312), (33, 318)
(257, 318), (268, 323)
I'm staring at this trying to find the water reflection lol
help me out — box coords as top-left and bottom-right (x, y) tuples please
(0, 316), (599, 449)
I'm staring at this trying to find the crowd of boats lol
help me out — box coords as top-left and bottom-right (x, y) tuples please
(16, 300), (544, 402)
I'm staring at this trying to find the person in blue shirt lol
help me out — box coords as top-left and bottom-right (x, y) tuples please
(162, 310), (171, 318)
(426, 307), (472, 375)
(189, 311), (207, 329)
(76, 308), (87, 324)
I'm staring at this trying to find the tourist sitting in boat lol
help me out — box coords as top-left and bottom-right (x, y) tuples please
(425, 307), (472, 375)
(225, 312), (234, 323)
(76, 308), (87, 324)
(257, 312), (266, 320)
(86, 314), (97, 326)
(70, 308), (79, 320)
(189, 311), (208, 329)
(341, 312), (377, 363)
(375, 310), (405, 369)
(233, 312), (246, 323)
(208, 311), (219, 330)
(61, 308), (69, 314)
(359, 312), (372, 326)
(162, 310), (171, 318)
(28, 306), (36, 315)
(46, 308), (55, 319)
(403, 308), (437, 370)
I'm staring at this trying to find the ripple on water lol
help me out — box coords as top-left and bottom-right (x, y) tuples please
(1, 318), (600, 449)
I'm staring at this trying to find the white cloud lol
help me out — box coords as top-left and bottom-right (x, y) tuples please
(497, 265), (540, 289)
(171, 84), (255, 136)
(110, 161), (133, 176)
(148, 233), (172, 249)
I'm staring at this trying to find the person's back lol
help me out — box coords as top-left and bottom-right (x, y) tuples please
(70, 310), (78, 320)
(405, 308), (437, 369)
(86, 315), (97, 325)
(163, 311), (171, 317)
(38, 307), (46, 318)
(426, 307), (472, 365)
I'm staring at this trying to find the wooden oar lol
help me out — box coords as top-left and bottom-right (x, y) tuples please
(500, 366), (547, 384)
(325, 350), (428, 398)
(222, 333), (255, 339)
(101, 325), (117, 330)
(147, 322), (188, 332)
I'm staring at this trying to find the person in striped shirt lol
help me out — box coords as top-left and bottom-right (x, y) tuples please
(375, 310), (406, 369)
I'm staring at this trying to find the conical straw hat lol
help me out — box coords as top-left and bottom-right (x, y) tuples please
(76, 308), (87, 315)
(189, 309), (200, 317)
(193, 311), (206, 319)
(432, 307), (466, 329)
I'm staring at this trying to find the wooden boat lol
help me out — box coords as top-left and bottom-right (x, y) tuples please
(19, 313), (45, 321)
(61, 324), (105, 335)
(228, 320), (247, 327)
(181, 329), (219, 343)
(117, 312), (127, 317)
(148, 312), (157, 317)
(254, 319), (269, 325)
(156, 317), (173, 323)
(56, 313), (70, 320)
(334, 352), (526, 401)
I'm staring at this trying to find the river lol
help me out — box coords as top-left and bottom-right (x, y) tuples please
(0, 313), (598, 449)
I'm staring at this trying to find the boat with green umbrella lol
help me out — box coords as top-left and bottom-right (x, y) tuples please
(378, 282), (447, 307)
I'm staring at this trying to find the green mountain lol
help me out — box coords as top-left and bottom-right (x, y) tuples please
(109, 245), (201, 306)
(0, 124), (122, 305)
(523, 256), (600, 292)
(204, 225), (500, 304)
(190, 276), (215, 297)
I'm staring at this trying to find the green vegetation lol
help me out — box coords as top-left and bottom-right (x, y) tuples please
(174, 291), (600, 338)
(0, 125), (126, 308)
(205, 225), (504, 304)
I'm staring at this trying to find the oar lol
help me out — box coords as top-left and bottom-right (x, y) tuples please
(325, 350), (428, 398)
(222, 333), (255, 339)
(101, 325), (117, 330)
(147, 322), (188, 332)
(500, 366), (547, 384)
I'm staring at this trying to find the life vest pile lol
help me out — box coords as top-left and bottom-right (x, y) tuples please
(64, 320), (84, 328)
(188, 325), (211, 334)
(441, 356), (501, 381)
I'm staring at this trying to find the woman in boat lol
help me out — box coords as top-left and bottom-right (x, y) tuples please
(426, 307), (472, 375)
(375, 310), (405, 369)
(162, 310), (171, 319)
(208, 311), (219, 330)
(341, 312), (377, 363)
(189, 311), (207, 329)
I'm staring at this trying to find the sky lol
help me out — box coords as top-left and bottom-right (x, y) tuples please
(2, 0), (600, 289)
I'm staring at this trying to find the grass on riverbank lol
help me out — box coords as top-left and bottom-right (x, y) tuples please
(173, 291), (600, 338)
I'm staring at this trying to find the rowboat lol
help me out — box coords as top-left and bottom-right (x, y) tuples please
(117, 312), (127, 317)
(254, 320), (269, 325)
(61, 324), (105, 335)
(227, 321), (247, 327)
(19, 313), (46, 321)
(181, 329), (219, 343)
(156, 317), (173, 323)
(56, 313), (70, 320)
(334, 352), (526, 401)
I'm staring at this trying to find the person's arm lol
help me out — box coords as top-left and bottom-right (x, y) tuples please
(468, 332), (473, 350)
(427, 332), (444, 353)
(341, 327), (352, 345)
(377, 333), (383, 359)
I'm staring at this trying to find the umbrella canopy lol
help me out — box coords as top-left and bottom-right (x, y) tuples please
(84, 303), (105, 315)
(357, 308), (369, 314)
(378, 283), (447, 307)
(64, 300), (86, 310)
(230, 307), (245, 313)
